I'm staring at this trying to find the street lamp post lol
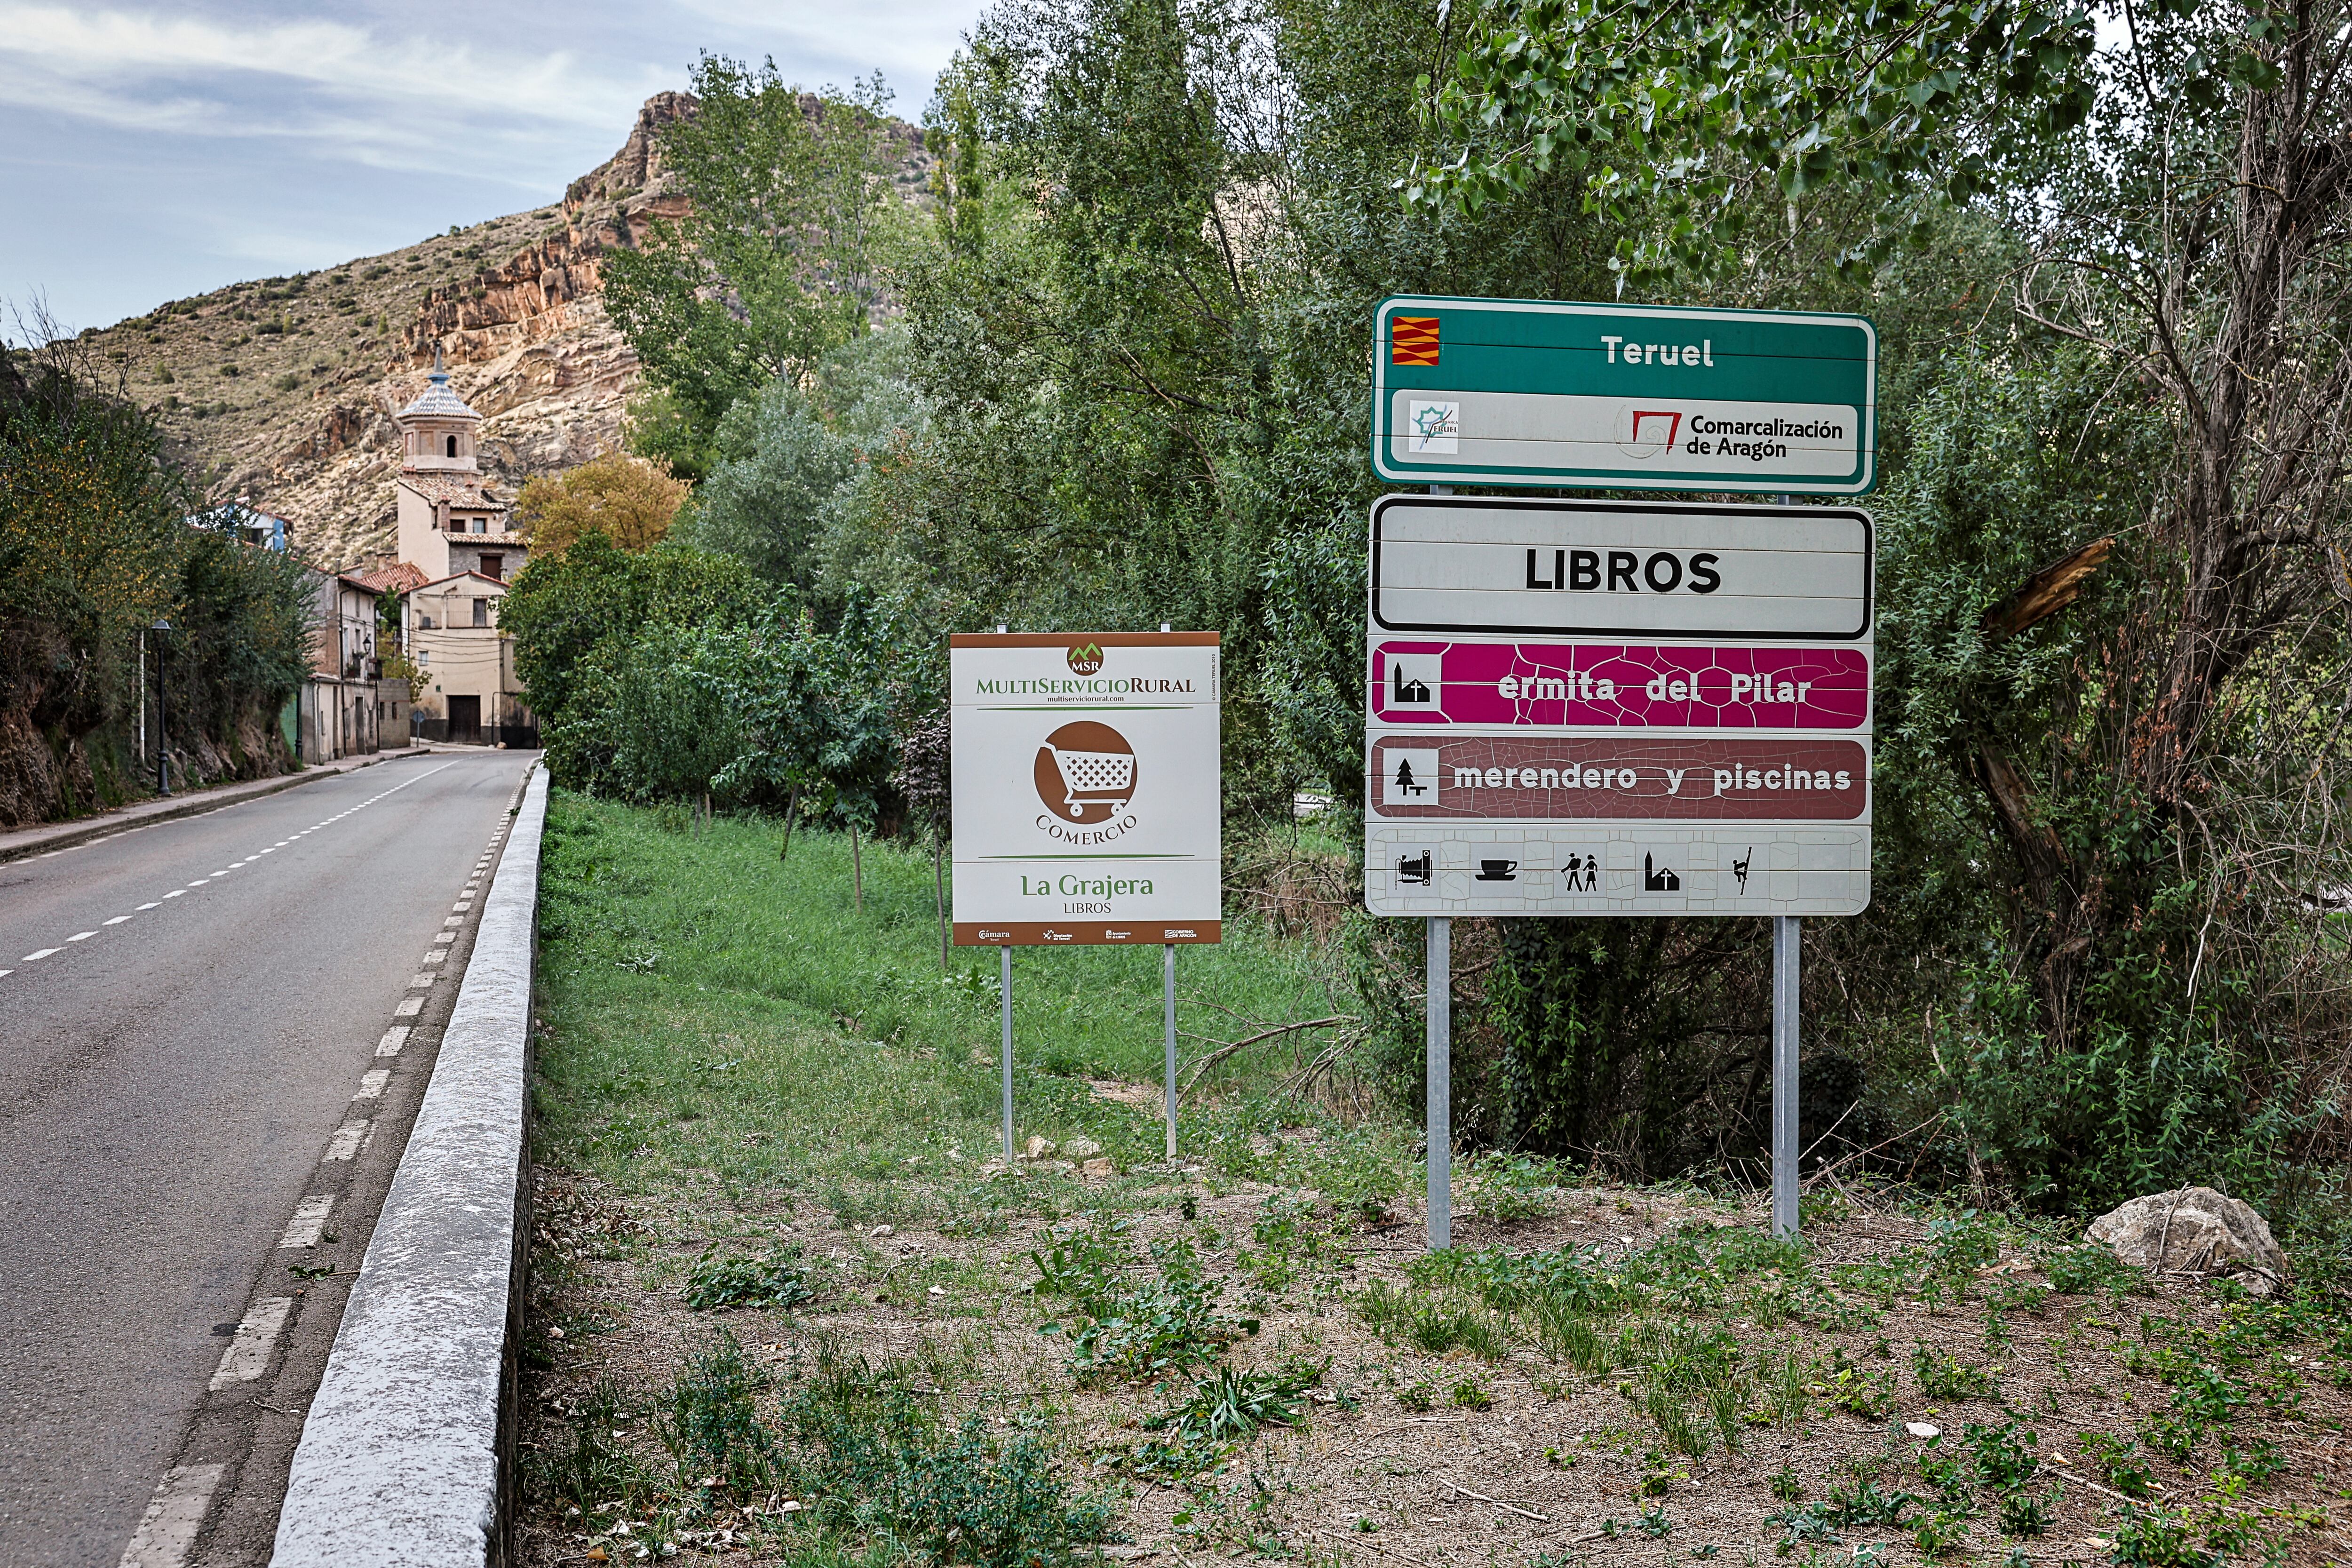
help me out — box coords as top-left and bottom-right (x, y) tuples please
(150, 619), (173, 797)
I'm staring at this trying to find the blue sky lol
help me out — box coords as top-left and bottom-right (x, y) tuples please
(0, 1), (975, 334)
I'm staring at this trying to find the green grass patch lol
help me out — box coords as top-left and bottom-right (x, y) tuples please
(532, 793), (1355, 1213)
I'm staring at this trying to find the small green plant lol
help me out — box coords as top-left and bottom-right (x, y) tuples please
(2042, 1245), (2146, 1297)
(1464, 1151), (1559, 1223)
(1995, 1487), (2053, 1537)
(1135, 1363), (1318, 1472)
(1408, 1295), (1513, 1360)
(1536, 1297), (1614, 1372)
(1826, 1362), (1897, 1420)
(1913, 1342), (1999, 1401)
(2076, 1429), (2154, 1499)
(1912, 1511), (1969, 1557)
(682, 1244), (816, 1311)
(2213, 1438), (2286, 1488)
(1770, 1466), (1803, 1503)
(1635, 1505), (1673, 1538)
(1826, 1475), (1919, 1529)
(533, 1377), (644, 1510)
(1916, 1441), (1974, 1509)
(1963, 1419), (2040, 1491)
(2106, 1504), (2219, 1568)
(1768, 1349), (1812, 1426)
(1351, 1279), (1414, 1337)
(1451, 1376), (1493, 1410)
(1397, 1379), (1436, 1411)
(1768, 1502), (1843, 1554)
(658, 1329), (778, 1494)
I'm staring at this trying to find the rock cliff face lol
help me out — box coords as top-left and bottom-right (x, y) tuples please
(70, 92), (929, 572)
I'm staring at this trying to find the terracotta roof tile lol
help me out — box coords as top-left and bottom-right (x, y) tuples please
(357, 561), (432, 593)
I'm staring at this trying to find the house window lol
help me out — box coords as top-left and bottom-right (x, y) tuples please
(471, 518), (486, 534)
(480, 554), (503, 580)
(445, 435), (458, 458)
(472, 598), (489, 627)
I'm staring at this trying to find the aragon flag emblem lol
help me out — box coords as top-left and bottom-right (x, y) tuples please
(1391, 315), (1440, 366)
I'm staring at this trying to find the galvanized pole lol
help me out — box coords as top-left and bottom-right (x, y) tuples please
(1422, 486), (1454, 1250)
(1427, 915), (1452, 1249)
(1164, 943), (1178, 1160)
(1001, 946), (1016, 1162)
(1770, 493), (1800, 1238)
(1773, 915), (1801, 1235)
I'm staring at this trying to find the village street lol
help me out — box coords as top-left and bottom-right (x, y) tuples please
(0, 749), (532, 1566)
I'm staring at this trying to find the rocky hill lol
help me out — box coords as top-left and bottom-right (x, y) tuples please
(64, 93), (931, 572)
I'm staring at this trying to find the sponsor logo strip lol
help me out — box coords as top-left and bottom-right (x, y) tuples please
(952, 922), (1223, 947)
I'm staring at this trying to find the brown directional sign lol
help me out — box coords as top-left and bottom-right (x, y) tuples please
(1369, 735), (1868, 821)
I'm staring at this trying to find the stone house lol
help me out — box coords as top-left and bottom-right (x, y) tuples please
(407, 569), (536, 747)
(299, 571), (389, 762)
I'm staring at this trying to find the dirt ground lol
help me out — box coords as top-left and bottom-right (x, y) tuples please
(516, 1154), (2349, 1568)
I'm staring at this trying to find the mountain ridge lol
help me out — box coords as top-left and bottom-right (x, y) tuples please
(62, 93), (930, 573)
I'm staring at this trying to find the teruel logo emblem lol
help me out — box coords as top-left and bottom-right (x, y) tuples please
(1034, 720), (1136, 824)
(1066, 642), (1104, 676)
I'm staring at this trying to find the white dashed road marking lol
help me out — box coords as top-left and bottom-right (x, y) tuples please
(278, 1196), (334, 1249)
(163, 889), (185, 899)
(67, 931), (97, 942)
(376, 1026), (409, 1057)
(136, 901), (159, 910)
(392, 996), (422, 1019)
(117, 1463), (225, 1568)
(208, 1297), (294, 1390)
(103, 915), (133, 925)
(325, 1120), (370, 1161)
(353, 1069), (389, 1100)
(23, 948), (58, 962)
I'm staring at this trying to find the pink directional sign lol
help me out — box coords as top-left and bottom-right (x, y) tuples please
(1370, 640), (1868, 728)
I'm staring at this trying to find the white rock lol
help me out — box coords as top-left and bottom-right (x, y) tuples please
(1906, 1422), (1941, 1440)
(871, 1225), (894, 1238)
(2086, 1186), (2287, 1289)
(1062, 1136), (1104, 1160)
(1022, 1135), (1056, 1160)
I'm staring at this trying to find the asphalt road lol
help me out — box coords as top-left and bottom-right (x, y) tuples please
(0, 749), (534, 1566)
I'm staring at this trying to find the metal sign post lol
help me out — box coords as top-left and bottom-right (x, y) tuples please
(1164, 943), (1178, 1160)
(1001, 946), (1016, 1162)
(1772, 914), (1800, 1236)
(1427, 915), (1452, 1249)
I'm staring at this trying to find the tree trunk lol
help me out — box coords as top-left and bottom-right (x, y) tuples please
(779, 783), (800, 860)
(851, 821), (864, 913)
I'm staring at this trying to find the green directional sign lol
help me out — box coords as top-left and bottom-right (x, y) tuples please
(1372, 296), (1877, 495)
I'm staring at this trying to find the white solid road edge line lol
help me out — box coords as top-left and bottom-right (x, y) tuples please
(117, 1463), (226, 1568)
(209, 1297), (295, 1391)
(271, 762), (546, 1568)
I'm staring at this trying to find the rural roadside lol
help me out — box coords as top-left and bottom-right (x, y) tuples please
(510, 796), (2350, 1568)
(115, 760), (542, 1568)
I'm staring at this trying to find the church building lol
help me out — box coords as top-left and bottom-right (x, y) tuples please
(392, 355), (529, 583)
(385, 356), (537, 747)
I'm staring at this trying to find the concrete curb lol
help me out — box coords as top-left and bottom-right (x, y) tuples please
(0, 754), (406, 865)
(270, 764), (547, 1568)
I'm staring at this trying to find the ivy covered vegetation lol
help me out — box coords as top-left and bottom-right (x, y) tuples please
(511, 1), (2352, 1235)
(0, 332), (313, 827)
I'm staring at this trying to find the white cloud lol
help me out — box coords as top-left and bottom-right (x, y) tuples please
(0, 4), (667, 177)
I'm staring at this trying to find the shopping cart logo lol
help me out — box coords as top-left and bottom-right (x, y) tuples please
(1032, 720), (1139, 824)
